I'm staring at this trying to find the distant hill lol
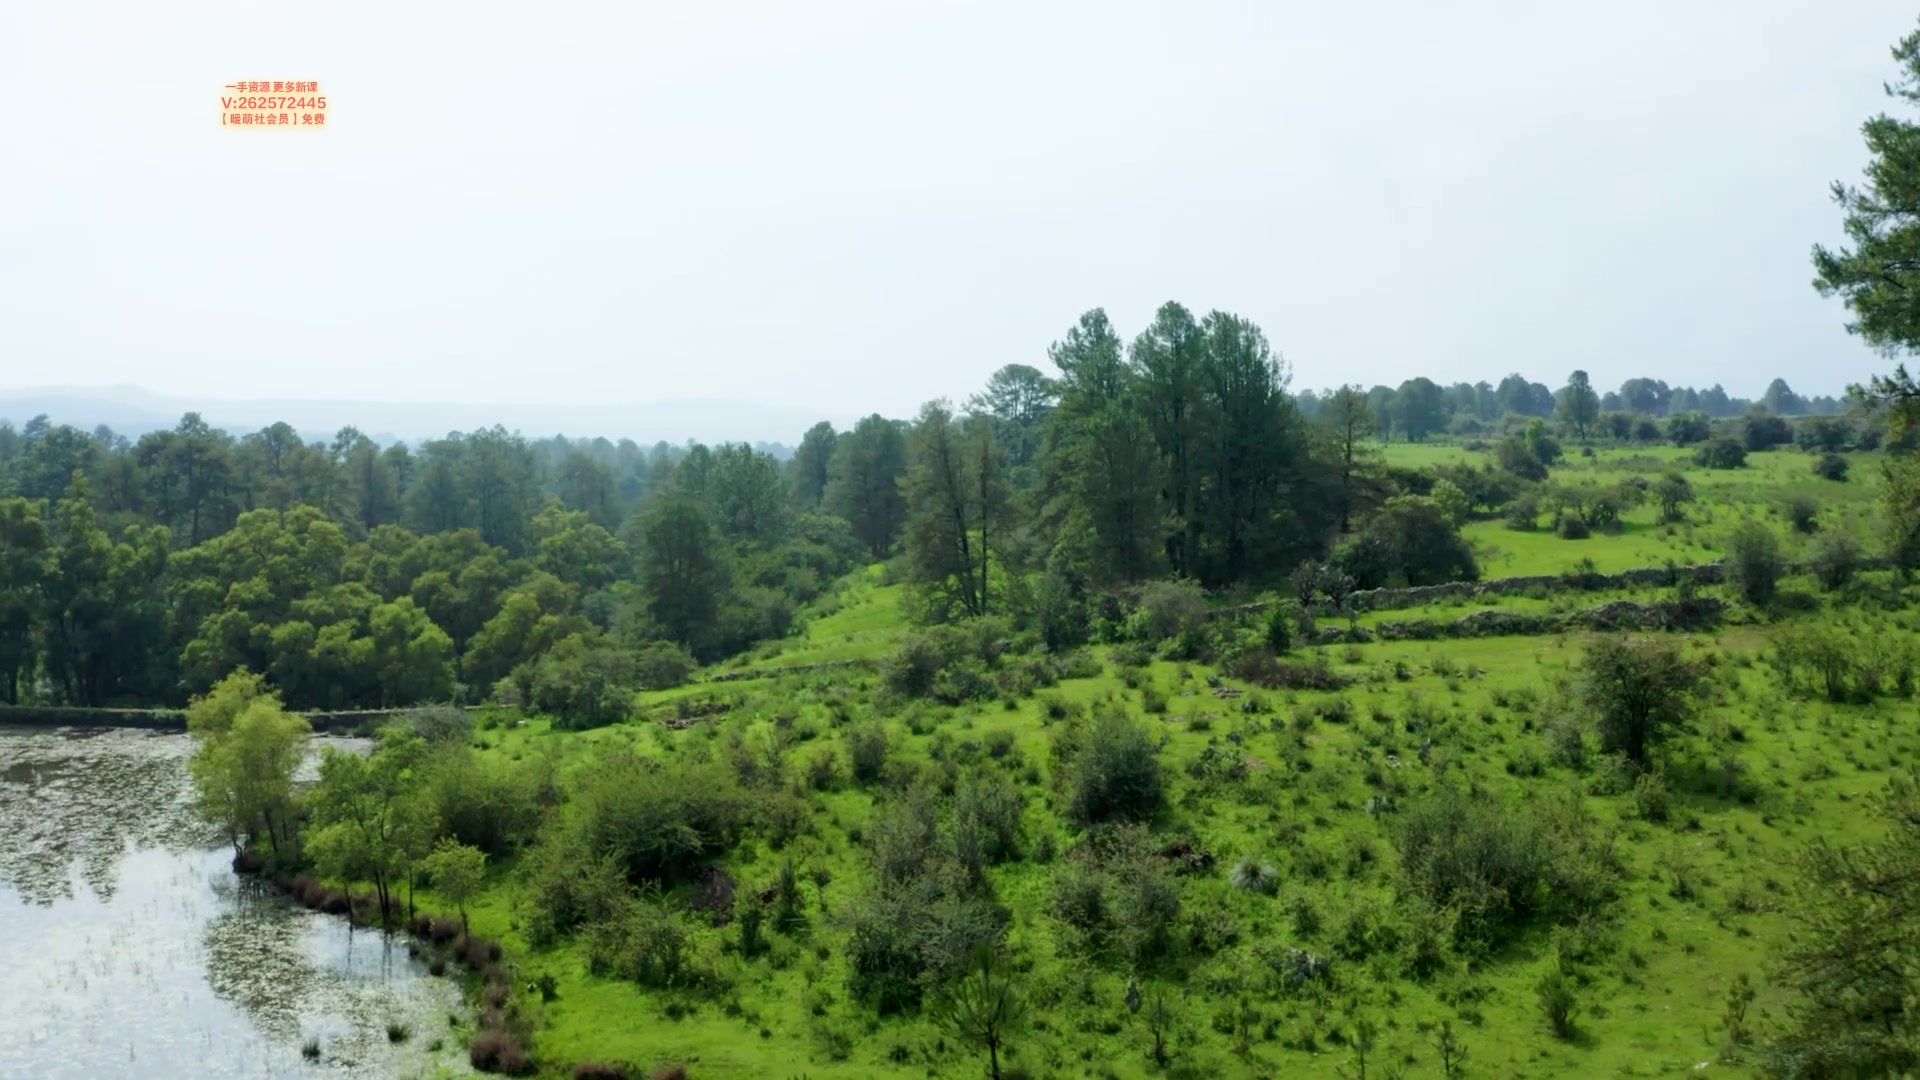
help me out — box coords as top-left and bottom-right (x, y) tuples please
(0, 384), (843, 448)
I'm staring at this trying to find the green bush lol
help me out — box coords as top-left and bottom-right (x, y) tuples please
(574, 751), (747, 886)
(403, 704), (473, 745)
(632, 640), (697, 690)
(1695, 438), (1748, 469)
(428, 746), (550, 857)
(846, 723), (890, 785)
(1809, 530), (1863, 592)
(1131, 581), (1209, 648)
(584, 895), (693, 988)
(1059, 708), (1164, 829)
(1394, 789), (1617, 950)
(952, 772), (1025, 871)
(1813, 452), (1850, 482)
(1784, 494), (1821, 535)
(1724, 521), (1784, 606)
(526, 634), (638, 730)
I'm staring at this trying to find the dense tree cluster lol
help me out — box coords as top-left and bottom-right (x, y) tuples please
(0, 420), (861, 710)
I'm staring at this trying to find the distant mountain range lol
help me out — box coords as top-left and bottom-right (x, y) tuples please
(0, 385), (845, 448)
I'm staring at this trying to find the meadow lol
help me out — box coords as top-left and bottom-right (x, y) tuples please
(397, 440), (1915, 1079)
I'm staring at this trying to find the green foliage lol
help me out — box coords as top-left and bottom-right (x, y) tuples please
(1654, 472), (1695, 523)
(1580, 636), (1702, 766)
(427, 744), (550, 856)
(304, 730), (437, 921)
(1808, 530), (1864, 591)
(584, 894), (694, 989)
(630, 640), (696, 690)
(187, 674), (310, 856)
(930, 945), (1026, 1080)
(571, 750), (746, 887)
(1784, 494), (1821, 534)
(1765, 773), (1920, 1077)
(1813, 452), (1850, 482)
(1537, 968), (1579, 1040)
(403, 703), (473, 745)
(1724, 521), (1785, 606)
(525, 634), (637, 730)
(1058, 707), (1164, 829)
(420, 837), (487, 926)
(1394, 788), (1618, 950)
(1340, 495), (1479, 588)
(1695, 438), (1748, 469)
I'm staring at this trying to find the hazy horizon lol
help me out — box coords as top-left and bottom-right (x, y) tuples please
(4, 0), (1917, 418)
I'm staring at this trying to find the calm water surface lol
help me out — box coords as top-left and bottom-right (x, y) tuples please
(0, 726), (468, 1078)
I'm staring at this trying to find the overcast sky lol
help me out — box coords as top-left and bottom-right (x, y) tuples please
(2, 0), (1915, 420)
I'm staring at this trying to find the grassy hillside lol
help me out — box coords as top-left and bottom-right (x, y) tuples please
(414, 452), (1916, 1079)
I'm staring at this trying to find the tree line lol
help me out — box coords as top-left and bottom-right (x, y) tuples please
(0, 301), (1881, 713)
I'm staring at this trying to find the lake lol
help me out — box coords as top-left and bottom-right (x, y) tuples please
(0, 725), (468, 1078)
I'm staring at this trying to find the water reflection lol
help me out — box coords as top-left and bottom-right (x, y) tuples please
(0, 726), (465, 1078)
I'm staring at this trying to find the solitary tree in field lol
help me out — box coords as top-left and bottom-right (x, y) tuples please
(933, 944), (1025, 1080)
(1579, 635), (1701, 767)
(1654, 473), (1694, 523)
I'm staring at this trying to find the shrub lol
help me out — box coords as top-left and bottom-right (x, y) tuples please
(1632, 769), (1671, 822)
(1654, 472), (1694, 523)
(1813, 452), (1851, 482)
(1724, 521), (1783, 606)
(584, 897), (693, 988)
(1808, 530), (1863, 592)
(1223, 648), (1347, 691)
(1394, 789), (1617, 949)
(527, 634), (639, 729)
(1264, 603), (1294, 654)
(403, 704), (473, 745)
(1557, 515), (1591, 540)
(1059, 708), (1164, 828)
(952, 772), (1025, 870)
(429, 747), (549, 857)
(573, 750), (747, 887)
(884, 630), (957, 698)
(1503, 494), (1541, 531)
(1228, 857), (1279, 896)
(1034, 569), (1091, 653)
(1430, 478), (1472, 527)
(843, 869), (1007, 1013)
(1785, 494), (1820, 535)
(469, 1029), (533, 1075)
(846, 723), (890, 785)
(1132, 580), (1210, 649)
(1695, 438), (1747, 469)
(1580, 636), (1701, 767)
(1667, 412), (1711, 446)
(1743, 413), (1793, 451)
(632, 640), (697, 690)
(1538, 969), (1579, 1039)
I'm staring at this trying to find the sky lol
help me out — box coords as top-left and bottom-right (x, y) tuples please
(2, 0), (1916, 423)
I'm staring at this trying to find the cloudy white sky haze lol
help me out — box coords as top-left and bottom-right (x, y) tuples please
(1, 0), (1915, 420)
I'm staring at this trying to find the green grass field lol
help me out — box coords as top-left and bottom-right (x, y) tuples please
(1378, 442), (1882, 577)
(390, 441), (1915, 1080)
